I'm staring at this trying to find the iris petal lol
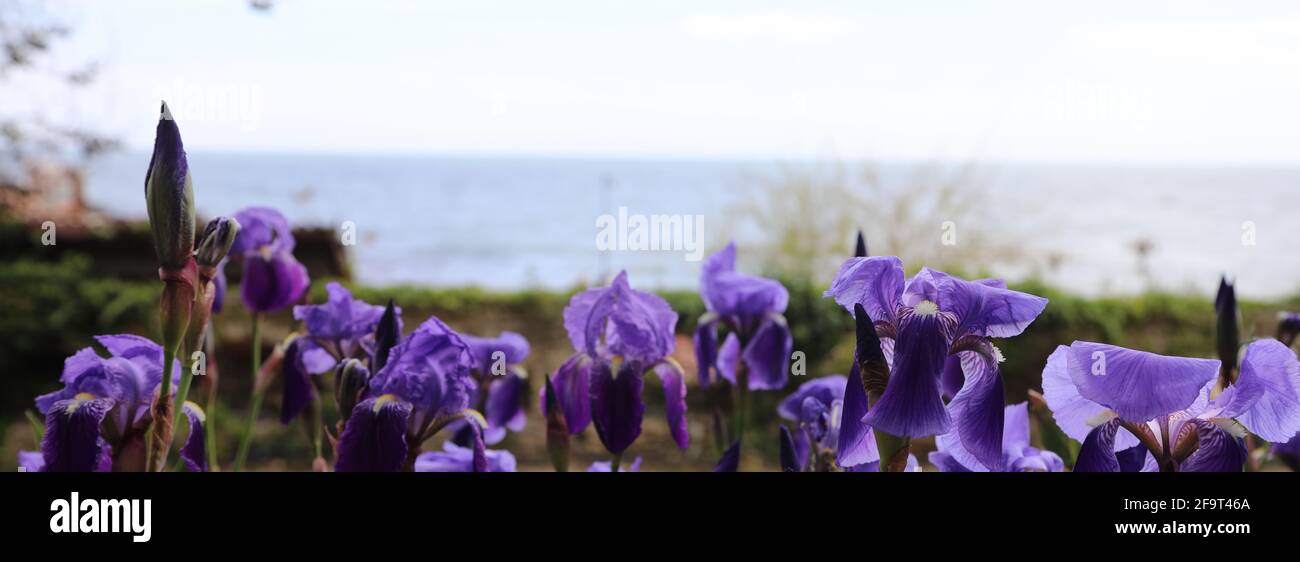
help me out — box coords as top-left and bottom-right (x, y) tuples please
(589, 360), (646, 454)
(863, 312), (951, 438)
(180, 401), (208, 472)
(742, 316), (792, 390)
(1216, 339), (1300, 442)
(1073, 418), (1124, 472)
(543, 353), (592, 434)
(1180, 420), (1246, 472)
(653, 361), (690, 450)
(335, 397), (413, 472)
(836, 364), (879, 468)
(41, 396), (114, 472)
(1041, 345), (1139, 451)
(1066, 341), (1219, 423)
(693, 317), (718, 388)
(941, 349), (1006, 471)
(825, 256), (905, 323)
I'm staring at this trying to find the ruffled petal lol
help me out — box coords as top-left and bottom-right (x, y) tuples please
(700, 242), (789, 318)
(461, 331), (530, 374)
(935, 272), (1047, 338)
(654, 361), (690, 450)
(824, 256), (905, 323)
(292, 282), (387, 340)
(334, 397), (413, 472)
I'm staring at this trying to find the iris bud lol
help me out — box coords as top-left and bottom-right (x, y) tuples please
(1215, 277), (1239, 386)
(334, 358), (370, 425)
(1277, 312), (1300, 348)
(145, 101), (196, 270)
(196, 216), (241, 268)
(372, 299), (401, 372)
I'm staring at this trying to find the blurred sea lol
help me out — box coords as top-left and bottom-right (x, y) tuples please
(84, 151), (1300, 298)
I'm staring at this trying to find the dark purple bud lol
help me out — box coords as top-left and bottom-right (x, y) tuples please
(372, 299), (401, 373)
(713, 440), (740, 472)
(195, 216), (240, 268)
(1215, 277), (1239, 385)
(778, 425), (800, 472)
(854, 229), (868, 257)
(1277, 312), (1300, 348)
(854, 303), (889, 400)
(145, 101), (195, 269)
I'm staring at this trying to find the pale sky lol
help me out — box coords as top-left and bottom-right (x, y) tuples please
(17, 0), (1300, 163)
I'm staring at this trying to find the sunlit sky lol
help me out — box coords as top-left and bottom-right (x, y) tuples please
(17, 0), (1300, 163)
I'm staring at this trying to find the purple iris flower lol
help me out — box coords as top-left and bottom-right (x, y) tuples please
(588, 457), (643, 472)
(825, 257), (1048, 470)
(694, 242), (792, 390)
(541, 271), (688, 457)
(931, 403), (1065, 472)
(458, 331), (530, 444)
(230, 207), (309, 313)
(1042, 339), (1300, 472)
(415, 442), (517, 472)
(335, 316), (475, 471)
(281, 283), (392, 423)
(776, 374), (878, 471)
(31, 335), (207, 472)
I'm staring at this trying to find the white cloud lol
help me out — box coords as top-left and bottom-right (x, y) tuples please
(683, 10), (863, 45)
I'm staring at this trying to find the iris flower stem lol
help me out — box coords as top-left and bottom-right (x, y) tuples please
(611, 452), (623, 473)
(146, 345), (177, 472)
(234, 313), (263, 472)
(203, 321), (220, 471)
(162, 341), (194, 470)
(732, 356), (750, 446)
